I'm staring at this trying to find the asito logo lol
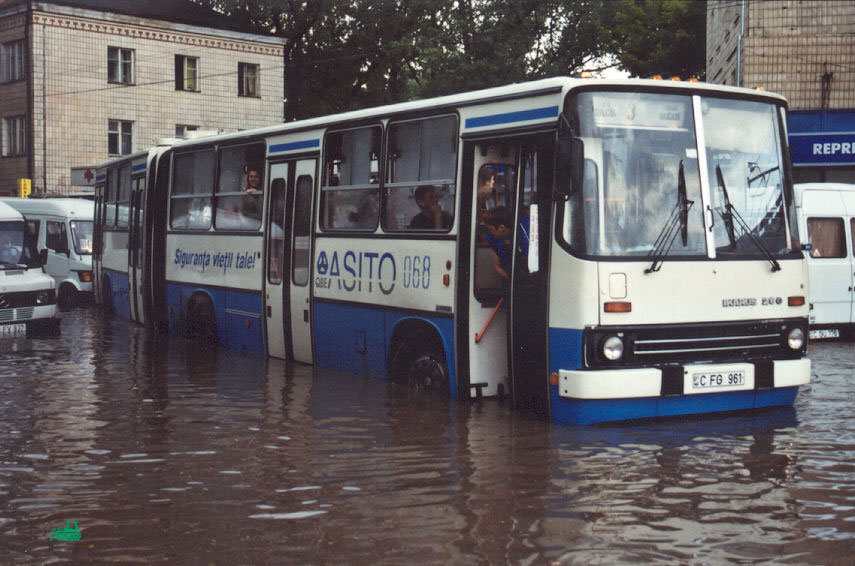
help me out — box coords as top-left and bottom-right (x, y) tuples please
(315, 249), (397, 295)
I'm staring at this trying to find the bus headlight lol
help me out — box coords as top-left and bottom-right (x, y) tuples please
(786, 327), (805, 350)
(602, 335), (624, 361)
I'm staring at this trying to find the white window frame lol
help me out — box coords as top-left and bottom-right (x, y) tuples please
(2, 40), (25, 83)
(175, 124), (199, 138)
(2, 115), (26, 156)
(108, 120), (133, 156)
(238, 62), (259, 97)
(107, 46), (134, 84)
(175, 55), (199, 91)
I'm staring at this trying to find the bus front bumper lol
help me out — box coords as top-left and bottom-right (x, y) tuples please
(557, 358), (810, 400)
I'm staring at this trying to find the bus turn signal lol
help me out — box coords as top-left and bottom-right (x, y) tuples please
(604, 301), (632, 313)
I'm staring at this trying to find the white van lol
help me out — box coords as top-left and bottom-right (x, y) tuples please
(794, 183), (855, 339)
(1, 198), (93, 308)
(0, 200), (59, 336)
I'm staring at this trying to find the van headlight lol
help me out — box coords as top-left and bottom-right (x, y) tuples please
(602, 335), (625, 361)
(36, 290), (55, 305)
(786, 327), (805, 350)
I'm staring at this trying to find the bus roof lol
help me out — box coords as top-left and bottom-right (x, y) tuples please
(0, 197), (94, 219)
(162, 76), (787, 151)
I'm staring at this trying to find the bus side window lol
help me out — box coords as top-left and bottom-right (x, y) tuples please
(117, 165), (132, 228)
(170, 149), (215, 230)
(105, 169), (118, 228)
(384, 115), (457, 231)
(215, 143), (265, 231)
(321, 126), (381, 231)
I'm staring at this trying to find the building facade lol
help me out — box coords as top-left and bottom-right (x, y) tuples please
(707, 0), (855, 182)
(0, 0), (284, 196)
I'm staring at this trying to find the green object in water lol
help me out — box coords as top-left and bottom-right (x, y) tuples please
(50, 521), (81, 542)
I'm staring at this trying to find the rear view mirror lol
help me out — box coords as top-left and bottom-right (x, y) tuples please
(37, 249), (48, 267)
(554, 136), (584, 199)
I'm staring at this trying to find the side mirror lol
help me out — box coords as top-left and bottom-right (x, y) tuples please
(37, 249), (48, 267)
(554, 136), (585, 199)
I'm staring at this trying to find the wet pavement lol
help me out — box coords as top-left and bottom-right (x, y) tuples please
(0, 307), (853, 565)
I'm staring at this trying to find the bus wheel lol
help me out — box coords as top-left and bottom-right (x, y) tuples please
(58, 284), (77, 311)
(393, 336), (449, 395)
(187, 295), (217, 345)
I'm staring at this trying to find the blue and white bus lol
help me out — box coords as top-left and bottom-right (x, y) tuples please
(94, 77), (810, 424)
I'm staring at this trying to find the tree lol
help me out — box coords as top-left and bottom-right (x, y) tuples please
(192, 0), (705, 119)
(608, 0), (706, 80)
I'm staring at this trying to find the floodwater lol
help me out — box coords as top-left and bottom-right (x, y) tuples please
(1, 308), (854, 565)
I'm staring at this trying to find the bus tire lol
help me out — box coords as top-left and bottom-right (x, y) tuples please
(392, 333), (449, 395)
(57, 284), (77, 311)
(187, 294), (217, 345)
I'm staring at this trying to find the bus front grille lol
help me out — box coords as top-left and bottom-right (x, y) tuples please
(585, 319), (806, 367)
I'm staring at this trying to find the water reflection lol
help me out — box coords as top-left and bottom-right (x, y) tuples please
(0, 309), (852, 564)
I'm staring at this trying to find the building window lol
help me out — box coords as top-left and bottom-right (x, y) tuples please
(107, 46), (134, 84)
(238, 62), (259, 97)
(175, 55), (199, 91)
(2, 40), (25, 83)
(108, 120), (133, 156)
(175, 124), (199, 138)
(2, 116), (26, 156)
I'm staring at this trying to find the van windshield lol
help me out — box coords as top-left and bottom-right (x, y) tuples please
(0, 221), (25, 265)
(71, 220), (93, 255)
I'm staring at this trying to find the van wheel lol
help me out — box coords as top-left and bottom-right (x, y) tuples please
(187, 294), (217, 345)
(392, 334), (449, 395)
(57, 284), (77, 311)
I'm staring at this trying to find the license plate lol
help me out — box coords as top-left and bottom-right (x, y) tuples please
(809, 328), (839, 340)
(683, 364), (754, 394)
(0, 323), (26, 338)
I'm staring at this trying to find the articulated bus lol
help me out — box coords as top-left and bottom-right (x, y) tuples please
(93, 77), (810, 425)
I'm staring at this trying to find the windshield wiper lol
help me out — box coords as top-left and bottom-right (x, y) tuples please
(715, 165), (781, 272)
(645, 161), (694, 274)
(747, 163), (779, 186)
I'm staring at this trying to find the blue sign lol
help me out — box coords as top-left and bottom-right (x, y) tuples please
(791, 133), (855, 166)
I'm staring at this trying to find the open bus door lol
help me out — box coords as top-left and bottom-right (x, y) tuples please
(509, 141), (553, 417)
(264, 159), (315, 362)
(465, 138), (552, 409)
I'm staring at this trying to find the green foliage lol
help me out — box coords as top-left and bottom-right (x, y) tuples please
(609, 0), (706, 80)
(192, 0), (705, 119)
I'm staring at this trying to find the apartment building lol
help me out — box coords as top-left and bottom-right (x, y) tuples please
(0, 0), (284, 196)
(707, 0), (855, 182)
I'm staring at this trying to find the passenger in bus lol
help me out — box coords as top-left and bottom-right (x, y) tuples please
(477, 167), (497, 220)
(485, 206), (512, 280)
(408, 185), (452, 230)
(242, 168), (263, 225)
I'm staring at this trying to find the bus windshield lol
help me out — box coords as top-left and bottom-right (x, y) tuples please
(0, 221), (25, 266)
(564, 91), (793, 260)
(702, 98), (791, 256)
